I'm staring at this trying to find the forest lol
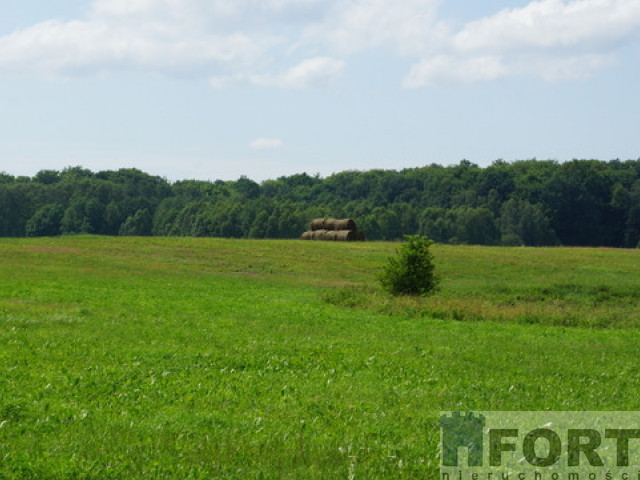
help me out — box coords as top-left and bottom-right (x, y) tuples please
(1, 158), (640, 247)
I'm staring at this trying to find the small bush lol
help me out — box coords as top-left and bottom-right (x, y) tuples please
(379, 235), (439, 296)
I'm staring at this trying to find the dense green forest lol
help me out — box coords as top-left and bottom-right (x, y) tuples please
(2, 159), (640, 247)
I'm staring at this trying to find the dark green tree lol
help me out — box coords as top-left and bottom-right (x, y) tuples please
(500, 198), (557, 246)
(234, 176), (260, 199)
(119, 209), (153, 236)
(454, 207), (499, 245)
(249, 210), (270, 238)
(25, 204), (64, 237)
(61, 199), (90, 234)
(379, 235), (439, 296)
(34, 170), (62, 185)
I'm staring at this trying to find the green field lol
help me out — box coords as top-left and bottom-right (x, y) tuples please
(1, 236), (640, 479)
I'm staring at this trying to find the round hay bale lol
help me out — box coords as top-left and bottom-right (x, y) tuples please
(334, 218), (356, 230)
(311, 218), (326, 231)
(323, 218), (338, 230)
(324, 230), (339, 241)
(300, 231), (313, 240)
(335, 230), (356, 241)
(321, 218), (356, 230)
(311, 229), (328, 240)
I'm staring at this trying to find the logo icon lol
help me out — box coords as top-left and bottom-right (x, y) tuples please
(440, 411), (485, 466)
(439, 411), (640, 479)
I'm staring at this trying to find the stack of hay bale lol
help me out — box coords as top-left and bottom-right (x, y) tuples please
(300, 218), (365, 241)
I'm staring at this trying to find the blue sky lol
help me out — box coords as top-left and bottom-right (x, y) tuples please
(0, 0), (638, 182)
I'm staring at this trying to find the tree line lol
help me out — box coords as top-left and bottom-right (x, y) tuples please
(1, 159), (640, 247)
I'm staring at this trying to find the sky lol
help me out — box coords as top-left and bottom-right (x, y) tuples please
(0, 0), (639, 183)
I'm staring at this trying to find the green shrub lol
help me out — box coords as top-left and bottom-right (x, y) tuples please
(379, 235), (439, 296)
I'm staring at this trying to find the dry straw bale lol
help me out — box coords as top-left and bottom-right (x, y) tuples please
(311, 218), (357, 230)
(323, 218), (338, 230)
(324, 231), (339, 241)
(335, 230), (356, 241)
(333, 218), (357, 231)
(303, 218), (364, 241)
(311, 219), (326, 231)
(311, 218), (357, 231)
(324, 218), (357, 231)
(311, 229), (328, 240)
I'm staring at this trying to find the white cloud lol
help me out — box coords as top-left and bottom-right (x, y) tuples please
(404, 55), (509, 87)
(211, 56), (345, 89)
(0, 0), (437, 84)
(403, 52), (614, 87)
(0, 0), (639, 87)
(266, 56), (345, 88)
(452, 0), (640, 54)
(250, 138), (284, 150)
(525, 53), (614, 81)
(302, 0), (444, 55)
(406, 0), (640, 87)
(0, 0), (309, 78)
(0, 10), (270, 76)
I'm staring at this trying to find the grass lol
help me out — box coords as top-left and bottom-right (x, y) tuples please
(1, 236), (640, 479)
(324, 244), (640, 328)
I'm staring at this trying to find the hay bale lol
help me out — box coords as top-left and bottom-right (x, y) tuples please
(324, 230), (339, 241)
(321, 218), (356, 230)
(311, 218), (326, 231)
(322, 218), (337, 230)
(310, 218), (357, 231)
(311, 229), (328, 240)
(302, 218), (365, 241)
(335, 230), (356, 241)
(334, 218), (357, 231)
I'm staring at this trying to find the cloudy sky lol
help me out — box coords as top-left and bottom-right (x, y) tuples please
(1, 0), (639, 182)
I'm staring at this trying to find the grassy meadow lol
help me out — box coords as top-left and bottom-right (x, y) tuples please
(1, 236), (640, 479)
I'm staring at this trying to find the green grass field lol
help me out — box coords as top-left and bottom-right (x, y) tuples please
(1, 236), (640, 479)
